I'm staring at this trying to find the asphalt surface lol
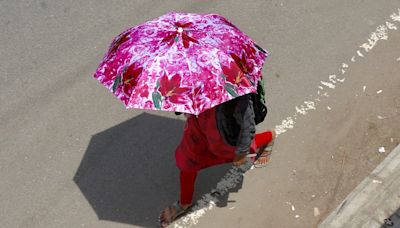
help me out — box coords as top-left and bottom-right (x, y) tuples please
(1, 1), (400, 228)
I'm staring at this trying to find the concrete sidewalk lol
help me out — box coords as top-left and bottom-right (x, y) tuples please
(319, 144), (400, 228)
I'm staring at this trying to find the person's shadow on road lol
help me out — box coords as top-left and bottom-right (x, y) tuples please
(73, 113), (244, 227)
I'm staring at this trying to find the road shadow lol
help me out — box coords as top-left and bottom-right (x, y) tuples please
(73, 113), (242, 227)
(381, 206), (400, 228)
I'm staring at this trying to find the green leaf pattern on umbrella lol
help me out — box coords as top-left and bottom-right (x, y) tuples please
(152, 91), (162, 109)
(112, 75), (122, 93)
(224, 83), (238, 98)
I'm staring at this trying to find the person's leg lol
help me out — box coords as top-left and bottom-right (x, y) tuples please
(159, 170), (197, 227)
(180, 170), (197, 206)
(159, 116), (202, 227)
(254, 131), (274, 148)
(253, 130), (276, 167)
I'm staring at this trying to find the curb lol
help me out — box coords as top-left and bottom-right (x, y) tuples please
(319, 144), (400, 228)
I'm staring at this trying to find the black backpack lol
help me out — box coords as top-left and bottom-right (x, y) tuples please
(220, 79), (268, 125)
(251, 79), (268, 125)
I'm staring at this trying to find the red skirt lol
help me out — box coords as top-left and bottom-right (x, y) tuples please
(175, 107), (258, 172)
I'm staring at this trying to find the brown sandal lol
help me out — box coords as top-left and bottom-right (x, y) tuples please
(159, 201), (191, 227)
(254, 142), (274, 168)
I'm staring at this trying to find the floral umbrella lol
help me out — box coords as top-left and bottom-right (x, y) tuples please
(94, 12), (268, 115)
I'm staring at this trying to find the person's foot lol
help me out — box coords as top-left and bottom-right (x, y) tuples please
(254, 129), (276, 168)
(159, 201), (191, 227)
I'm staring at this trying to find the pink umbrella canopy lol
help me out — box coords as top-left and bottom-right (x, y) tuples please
(94, 12), (268, 115)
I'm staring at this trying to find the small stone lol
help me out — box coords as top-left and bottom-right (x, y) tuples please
(295, 215), (300, 218)
(377, 90), (383, 94)
(314, 207), (320, 217)
(384, 218), (394, 226)
(291, 205), (295, 211)
(379, 147), (386, 153)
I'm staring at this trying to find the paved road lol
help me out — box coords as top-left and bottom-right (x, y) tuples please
(1, 1), (399, 227)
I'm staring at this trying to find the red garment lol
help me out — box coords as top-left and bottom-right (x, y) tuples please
(179, 171), (197, 205)
(175, 107), (273, 204)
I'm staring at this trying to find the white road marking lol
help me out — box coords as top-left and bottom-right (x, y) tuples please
(174, 8), (400, 227)
(386, 21), (397, 30)
(357, 50), (365, 57)
(372, 179), (383, 184)
(320, 81), (336, 89)
(329, 74), (338, 83)
(336, 77), (345, 83)
(391, 9), (400, 22)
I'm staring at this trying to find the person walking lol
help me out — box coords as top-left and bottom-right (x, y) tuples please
(91, 12), (272, 227)
(159, 94), (275, 227)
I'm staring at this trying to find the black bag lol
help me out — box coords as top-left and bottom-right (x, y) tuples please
(251, 79), (268, 125)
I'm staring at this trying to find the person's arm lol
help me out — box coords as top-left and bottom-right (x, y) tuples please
(233, 94), (256, 155)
